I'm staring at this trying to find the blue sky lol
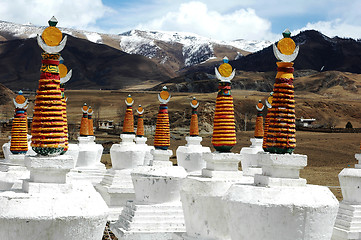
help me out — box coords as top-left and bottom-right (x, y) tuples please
(1, 0), (361, 41)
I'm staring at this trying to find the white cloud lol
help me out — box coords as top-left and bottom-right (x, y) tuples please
(293, 19), (361, 39)
(136, 1), (277, 41)
(0, 0), (112, 29)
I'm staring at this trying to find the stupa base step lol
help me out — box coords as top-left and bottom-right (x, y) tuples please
(172, 232), (220, 240)
(67, 165), (106, 185)
(332, 202), (361, 240)
(243, 167), (262, 176)
(96, 169), (135, 221)
(111, 200), (186, 240)
(0, 163), (29, 191)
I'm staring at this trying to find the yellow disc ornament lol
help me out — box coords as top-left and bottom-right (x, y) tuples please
(88, 107), (93, 114)
(218, 63), (233, 77)
(58, 64), (68, 78)
(42, 26), (62, 46)
(126, 95), (133, 105)
(82, 104), (88, 112)
(160, 89), (170, 100)
(257, 101), (263, 109)
(191, 99), (198, 106)
(277, 29), (296, 55)
(137, 106), (143, 112)
(15, 95), (26, 104)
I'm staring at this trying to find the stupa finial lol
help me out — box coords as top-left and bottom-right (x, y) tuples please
(79, 103), (89, 136)
(154, 88), (171, 150)
(48, 16), (58, 27)
(123, 95), (135, 134)
(158, 86), (171, 104)
(30, 18), (67, 155)
(264, 30), (297, 154)
(10, 90), (28, 154)
(189, 97), (199, 137)
(211, 59), (237, 152)
(215, 56), (235, 82)
(37, 16), (67, 53)
(254, 100), (264, 139)
(136, 105), (145, 137)
(263, 92), (273, 150)
(273, 29), (299, 62)
(88, 106), (94, 136)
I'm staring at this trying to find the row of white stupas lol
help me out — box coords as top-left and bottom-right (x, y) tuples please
(0, 18), (360, 240)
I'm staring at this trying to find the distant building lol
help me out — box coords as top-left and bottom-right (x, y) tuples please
(296, 118), (316, 127)
(98, 120), (114, 130)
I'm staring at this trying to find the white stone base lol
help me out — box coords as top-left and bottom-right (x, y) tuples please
(111, 200), (185, 240)
(225, 183), (339, 240)
(240, 138), (263, 176)
(180, 151), (253, 240)
(95, 168), (135, 221)
(201, 152), (243, 179)
(111, 149), (187, 239)
(254, 153), (308, 187)
(0, 165), (29, 190)
(181, 175), (253, 240)
(332, 161), (361, 239)
(67, 163), (106, 185)
(0, 155), (109, 240)
(176, 136), (211, 175)
(2, 141), (10, 161)
(0, 154), (29, 190)
(77, 136), (103, 168)
(333, 202), (361, 240)
(134, 137), (154, 166)
(64, 143), (79, 165)
(111, 134), (146, 169)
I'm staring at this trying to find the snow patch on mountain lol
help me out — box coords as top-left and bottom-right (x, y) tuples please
(118, 29), (271, 66)
(84, 32), (102, 44)
(229, 39), (271, 53)
(120, 34), (160, 58)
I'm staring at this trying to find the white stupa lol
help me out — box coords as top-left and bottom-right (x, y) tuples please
(332, 153), (361, 240)
(68, 104), (105, 185)
(176, 58), (253, 240)
(0, 91), (32, 190)
(176, 97), (210, 175)
(111, 87), (187, 239)
(134, 104), (154, 166)
(240, 99), (268, 176)
(223, 30), (339, 240)
(0, 17), (109, 239)
(96, 95), (146, 220)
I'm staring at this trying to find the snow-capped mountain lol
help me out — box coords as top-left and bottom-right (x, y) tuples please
(0, 20), (104, 43)
(0, 20), (271, 72)
(118, 30), (271, 67)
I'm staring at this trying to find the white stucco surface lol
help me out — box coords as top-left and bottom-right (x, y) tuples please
(332, 155), (361, 239)
(134, 136), (154, 165)
(96, 134), (147, 220)
(0, 155), (109, 240)
(240, 138), (263, 176)
(176, 136), (210, 174)
(76, 136), (103, 167)
(180, 151), (253, 240)
(225, 183), (339, 240)
(111, 149), (187, 239)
